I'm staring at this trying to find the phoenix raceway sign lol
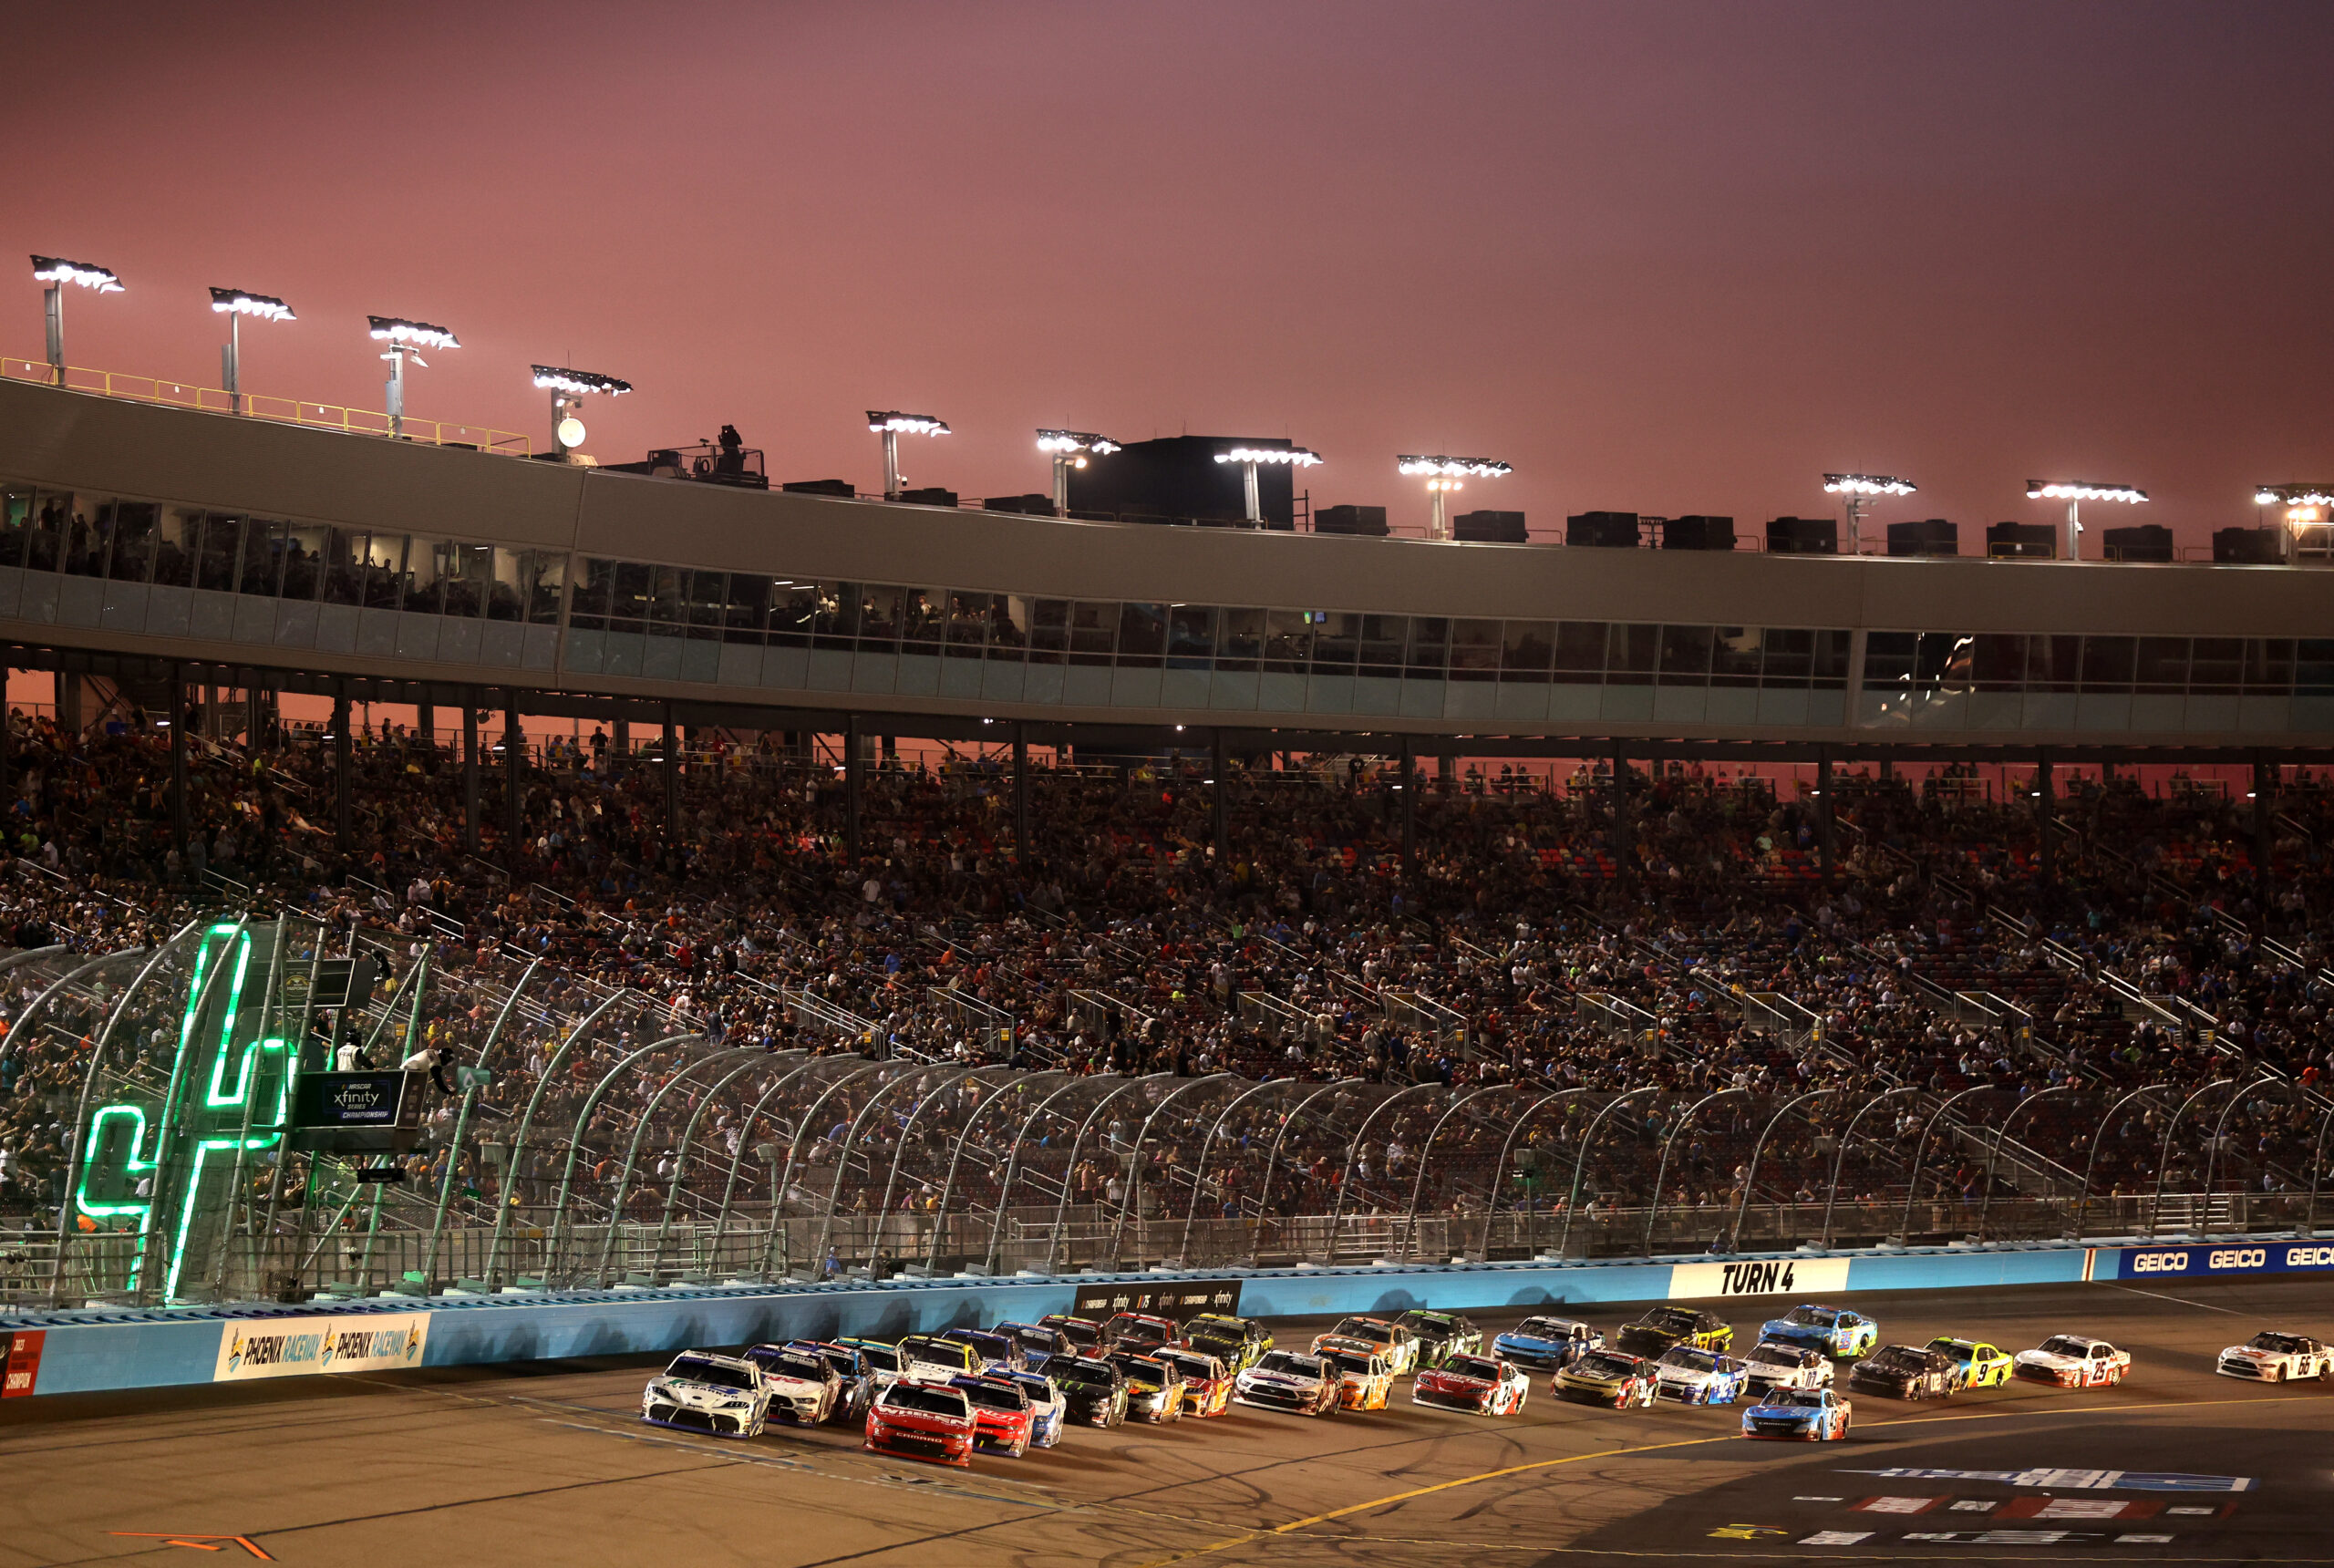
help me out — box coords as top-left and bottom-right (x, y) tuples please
(1671, 1256), (1851, 1299)
(2113, 1243), (2334, 1282)
(214, 1313), (430, 1382)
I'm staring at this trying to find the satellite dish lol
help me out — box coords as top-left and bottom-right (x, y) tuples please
(555, 416), (587, 449)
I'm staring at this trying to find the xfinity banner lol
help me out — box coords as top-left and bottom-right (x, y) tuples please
(214, 1313), (431, 1382)
(2113, 1243), (2334, 1282)
(1671, 1256), (1851, 1299)
(1070, 1277), (1244, 1320)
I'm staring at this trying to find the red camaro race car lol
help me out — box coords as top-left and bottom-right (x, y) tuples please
(1412, 1353), (1532, 1415)
(950, 1373), (1038, 1457)
(864, 1380), (978, 1467)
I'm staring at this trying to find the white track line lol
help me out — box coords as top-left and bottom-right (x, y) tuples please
(2104, 1284), (2248, 1315)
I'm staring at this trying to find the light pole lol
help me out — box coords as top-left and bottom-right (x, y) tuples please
(1822, 472), (1916, 555)
(1211, 445), (1321, 524)
(532, 365), (632, 459)
(368, 316), (459, 440)
(2255, 484), (2334, 562)
(2027, 480), (2145, 562)
(1399, 455), (1512, 541)
(1036, 428), (1120, 516)
(868, 410), (948, 500)
(209, 288), (294, 416)
(30, 255), (123, 384)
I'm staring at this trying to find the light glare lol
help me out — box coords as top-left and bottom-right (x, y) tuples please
(1036, 428), (1121, 455)
(532, 364), (633, 396)
(1398, 454), (1513, 478)
(869, 410), (950, 436)
(1822, 472), (1916, 496)
(367, 315), (460, 350)
(208, 287), (293, 321)
(2027, 480), (2146, 503)
(1214, 447), (1323, 467)
(30, 254), (122, 292)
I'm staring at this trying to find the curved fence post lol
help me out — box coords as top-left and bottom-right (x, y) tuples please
(480, 989), (635, 1286)
(542, 1031), (702, 1282)
(1641, 1088), (1746, 1256)
(810, 1067), (935, 1274)
(45, 944), (167, 1306)
(1109, 1073), (1238, 1269)
(592, 1046), (755, 1283)
(1319, 1083), (1439, 1264)
(1557, 1086), (1656, 1257)
(1248, 1078), (1362, 1266)
(2305, 1103), (2334, 1237)
(863, 1066), (992, 1276)
(1730, 1087), (1835, 1250)
(2145, 1077), (2236, 1239)
(2196, 1073), (2278, 1239)
(699, 1053), (820, 1274)
(646, 1052), (782, 1276)
(769, 1060), (891, 1278)
(1042, 1074), (1170, 1272)
(1975, 1084), (2078, 1243)
(1817, 1085), (1919, 1250)
(1402, 1085), (1508, 1263)
(2072, 1081), (2169, 1242)
(420, 956), (543, 1287)
(924, 1070), (1065, 1274)
(1895, 1084), (2001, 1244)
(980, 1075), (1105, 1274)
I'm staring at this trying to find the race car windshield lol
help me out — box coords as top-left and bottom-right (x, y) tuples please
(902, 1338), (967, 1366)
(1187, 1327), (1241, 1351)
(1324, 1352), (1377, 1376)
(1752, 1344), (1813, 1366)
(1056, 1360), (1116, 1388)
(1156, 1353), (1213, 1378)
(754, 1353), (828, 1381)
(1399, 1312), (1457, 1334)
(1331, 1317), (1388, 1342)
(1444, 1357), (1499, 1380)
(947, 1332), (1009, 1357)
(855, 1345), (903, 1373)
(666, 1357), (756, 1390)
(1514, 1318), (1573, 1339)
(1640, 1308), (1698, 1331)
(1761, 1389), (1828, 1408)
(960, 1382), (1026, 1412)
(1781, 1307), (1836, 1327)
(2246, 1333), (2309, 1353)
(1255, 1352), (1319, 1377)
(1660, 1347), (1720, 1371)
(1867, 1348), (1927, 1373)
(883, 1386), (969, 1418)
(2037, 1336), (2091, 1357)
(1109, 1318), (1172, 1344)
(818, 1349), (862, 1375)
(1114, 1361), (1168, 1388)
(1575, 1353), (1638, 1378)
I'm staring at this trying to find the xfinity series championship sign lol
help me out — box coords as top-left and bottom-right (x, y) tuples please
(1071, 1277), (1245, 1319)
(2113, 1243), (2334, 1281)
(214, 1313), (431, 1382)
(294, 1071), (415, 1128)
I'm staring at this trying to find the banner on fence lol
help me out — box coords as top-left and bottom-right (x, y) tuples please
(2112, 1243), (2334, 1282)
(1670, 1256), (1852, 1299)
(1069, 1277), (1244, 1320)
(3, 1330), (43, 1397)
(213, 1313), (431, 1382)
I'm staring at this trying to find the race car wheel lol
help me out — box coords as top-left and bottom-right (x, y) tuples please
(2273, 1367), (2287, 1385)
(1012, 1431), (1029, 1459)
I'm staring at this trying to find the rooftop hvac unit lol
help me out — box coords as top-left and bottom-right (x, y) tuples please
(895, 487), (958, 508)
(2102, 523), (2174, 562)
(1765, 516), (1837, 554)
(1886, 518), (1958, 557)
(1314, 504), (1389, 537)
(1455, 509), (1528, 542)
(2213, 526), (2285, 563)
(780, 478), (855, 498)
(1662, 514), (1735, 551)
(982, 492), (1055, 515)
(1564, 511), (1637, 548)
(1986, 521), (2057, 558)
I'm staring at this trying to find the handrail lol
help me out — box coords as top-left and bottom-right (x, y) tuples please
(2, 356), (529, 454)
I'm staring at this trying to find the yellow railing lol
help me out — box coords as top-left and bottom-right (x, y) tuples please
(0, 356), (530, 456)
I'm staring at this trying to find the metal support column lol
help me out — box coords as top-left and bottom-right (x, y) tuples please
(169, 665), (190, 862)
(331, 683), (351, 851)
(2036, 748), (2055, 883)
(1399, 734), (1416, 878)
(2255, 749), (2274, 909)
(613, 717), (629, 778)
(247, 678), (265, 752)
(461, 694), (480, 851)
(1816, 746), (1835, 884)
(661, 702), (678, 839)
(416, 698), (434, 749)
(1212, 727), (1227, 864)
(0, 644), (12, 805)
(504, 689), (524, 858)
(1610, 741), (1632, 879)
(1013, 722), (1030, 865)
(845, 715), (862, 866)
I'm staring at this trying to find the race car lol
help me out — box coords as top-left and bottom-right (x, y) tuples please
(1759, 1305), (1878, 1359)
(1038, 1314), (1111, 1356)
(1105, 1350), (1187, 1423)
(1234, 1350), (1342, 1416)
(1048, 1354), (1131, 1426)
(836, 1336), (906, 1389)
(1184, 1313), (1273, 1372)
(1740, 1385), (1853, 1441)
(1396, 1308), (1484, 1369)
(1614, 1305), (1733, 1359)
(2215, 1330), (2334, 1383)
(1926, 1337), (2013, 1391)
(2013, 1335), (2132, 1388)
(1491, 1315), (1603, 1371)
(641, 1351), (770, 1438)
(1653, 1345), (1746, 1405)
(949, 1372), (1038, 1457)
(864, 1379), (977, 1467)
(942, 1327), (1028, 1372)
(1316, 1344), (1395, 1412)
(807, 1341), (881, 1423)
(1102, 1311), (1182, 1351)
(995, 1321), (1069, 1364)
(897, 1333), (979, 1385)
(1847, 1344), (1957, 1399)
(1151, 1347), (1234, 1417)
(1412, 1353), (1532, 1416)
(1310, 1316), (1420, 1376)
(741, 1341), (841, 1424)
(1739, 1340), (1833, 1395)
(984, 1366), (1069, 1446)
(1554, 1349), (1663, 1408)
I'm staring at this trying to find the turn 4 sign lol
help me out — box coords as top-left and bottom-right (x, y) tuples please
(1671, 1257), (1850, 1299)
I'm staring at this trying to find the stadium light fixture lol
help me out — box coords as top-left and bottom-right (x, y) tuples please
(1399, 455), (1513, 541)
(2026, 480), (2145, 562)
(31, 254), (123, 382)
(1213, 445), (1323, 523)
(368, 315), (459, 440)
(1036, 429), (1121, 515)
(2256, 483), (2334, 559)
(1822, 473), (1916, 555)
(532, 364), (632, 458)
(209, 288), (294, 416)
(869, 410), (949, 500)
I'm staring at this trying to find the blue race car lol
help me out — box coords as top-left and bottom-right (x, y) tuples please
(1740, 1385), (1853, 1440)
(942, 1327), (1029, 1372)
(1490, 1315), (1603, 1371)
(983, 1366), (1069, 1447)
(1758, 1305), (1877, 1358)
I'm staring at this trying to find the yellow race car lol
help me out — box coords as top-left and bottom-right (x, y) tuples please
(1315, 1339), (1394, 1411)
(1927, 1337), (2013, 1390)
(1185, 1313), (1273, 1373)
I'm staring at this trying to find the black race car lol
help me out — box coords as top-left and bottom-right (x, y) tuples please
(1848, 1343), (1957, 1399)
(1613, 1305), (1733, 1359)
(1046, 1353), (1131, 1427)
(1396, 1309), (1484, 1369)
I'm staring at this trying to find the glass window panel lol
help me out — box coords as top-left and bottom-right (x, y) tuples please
(2081, 635), (2136, 689)
(946, 591), (992, 657)
(1760, 627), (1812, 686)
(1449, 617), (1502, 681)
(811, 581), (858, 645)
(1712, 625), (1761, 685)
(360, 533), (407, 610)
(320, 528), (364, 605)
(1657, 624), (1713, 685)
(1973, 634), (2026, 690)
(62, 494), (104, 577)
(1358, 614), (1405, 671)
(2295, 638), (2334, 695)
(2134, 636), (2188, 691)
(1812, 629), (1854, 687)
(237, 520), (282, 597)
(2024, 634), (2080, 691)
(852, 584), (900, 646)
(1069, 601), (1118, 665)
(989, 594), (1032, 658)
(2188, 638), (2242, 693)
(1551, 622), (1606, 682)
(1263, 609), (1314, 672)
(2245, 638), (2295, 694)
(606, 561), (651, 631)
(103, 501), (158, 583)
(1116, 602), (1165, 665)
(402, 537), (449, 616)
(24, 490), (66, 572)
(900, 588), (944, 647)
(1028, 598), (1070, 664)
(527, 551), (568, 624)
(449, 543), (494, 618)
(1501, 621), (1555, 681)
(1405, 615), (1449, 677)
(1916, 632), (1974, 691)
(1168, 604), (1216, 668)
(0, 487), (28, 570)
(644, 564), (685, 629)
(281, 524), (328, 601)
(1217, 606), (1264, 671)
(1863, 631), (1916, 686)
(150, 506), (199, 588)
(566, 555), (614, 630)
(676, 568), (723, 638)
(195, 513), (242, 592)
(1310, 611), (1359, 671)
(720, 573), (769, 644)
(1606, 623), (1658, 684)
(769, 581), (818, 645)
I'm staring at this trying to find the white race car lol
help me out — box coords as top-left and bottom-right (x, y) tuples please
(1412, 1352), (1532, 1415)
(2215, 1330), (2334, 1383)
(1653, 1345), (1745, 1405)
(2012, 1335), (2131, 1388)
(1234, 1350), (1341, 1416)
(1740, 1339), (1834, 1395)
(641, 1351), (770, 1438)
(743, 1342), (841, 1423)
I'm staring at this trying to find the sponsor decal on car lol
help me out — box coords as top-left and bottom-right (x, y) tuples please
(1671, 1257), (1850, 1299)
(214, 1313), (430, 1382)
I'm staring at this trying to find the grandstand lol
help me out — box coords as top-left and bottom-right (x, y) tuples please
(0, 370), (2329, 1310)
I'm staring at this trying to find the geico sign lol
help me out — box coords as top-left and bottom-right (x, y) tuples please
(2131, 1252), (2189, 1273)
(2208, 1249), (2267, 1270)
(2286, 1247), (2334, 1269)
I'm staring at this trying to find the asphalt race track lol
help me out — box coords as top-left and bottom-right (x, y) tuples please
(5, 1274), (2331, 1566)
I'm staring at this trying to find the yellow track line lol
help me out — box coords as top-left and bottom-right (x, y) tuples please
(1133, 1392), (2319, 1568)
